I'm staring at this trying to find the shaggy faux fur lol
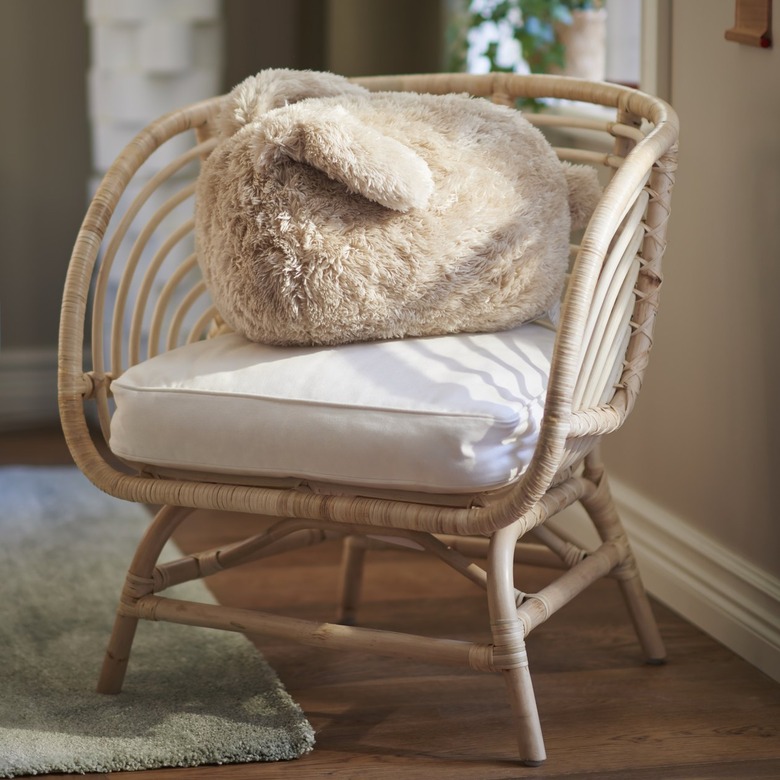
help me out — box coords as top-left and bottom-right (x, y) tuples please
(196, 69), (602, 346)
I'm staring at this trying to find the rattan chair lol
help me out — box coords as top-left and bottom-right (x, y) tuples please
(59, 73), (679, 766)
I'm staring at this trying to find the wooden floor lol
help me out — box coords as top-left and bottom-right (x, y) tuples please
(2, 427), (780, 779)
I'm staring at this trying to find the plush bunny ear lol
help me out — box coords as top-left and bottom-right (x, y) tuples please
(218, 68), (369, 139)
(562, 162), (603, 229)
(259, 103), (434, 213)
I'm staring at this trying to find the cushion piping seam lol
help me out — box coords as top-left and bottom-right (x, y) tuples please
(110, 383), (545, 423)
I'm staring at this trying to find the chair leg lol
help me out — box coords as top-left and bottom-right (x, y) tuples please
(97, 504), (192, 694)
(336, 535), (368, 625)
(98, 612), (140, 695)
(488, 523), (546, 766)
(582, 454), (666, 663)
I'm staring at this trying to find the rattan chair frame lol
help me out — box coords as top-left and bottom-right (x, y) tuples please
(58, 73), (678, 766)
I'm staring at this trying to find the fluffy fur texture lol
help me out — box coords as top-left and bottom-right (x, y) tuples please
(196, 69), (602, 346)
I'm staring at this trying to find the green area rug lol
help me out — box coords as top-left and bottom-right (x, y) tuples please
(0, 466), (315, 777)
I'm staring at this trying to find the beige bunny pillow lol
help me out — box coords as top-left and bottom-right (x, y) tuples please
(195, 69), (601, 346)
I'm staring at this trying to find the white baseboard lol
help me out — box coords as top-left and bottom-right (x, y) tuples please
(554, 479), (780, 682)
(0, 348), (60, 431)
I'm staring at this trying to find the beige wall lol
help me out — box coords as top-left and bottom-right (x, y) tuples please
(0, 0), (90, 351)
(223, 0), (328, 88)
(326, 0), (444, 76)
(605, 0), (780, 577)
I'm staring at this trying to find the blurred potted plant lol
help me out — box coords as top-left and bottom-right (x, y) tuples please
(449, 0), (607, 83)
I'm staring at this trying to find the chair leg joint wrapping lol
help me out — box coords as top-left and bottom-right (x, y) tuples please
(485, 617), (529, 672)
(611, 553), (640, 582)
(193, 549), (224, 577)
(119, 594), (161, 621)
(119, 570), (155, 609)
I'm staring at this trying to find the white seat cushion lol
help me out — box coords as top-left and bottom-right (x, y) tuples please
(109, 324), (555, 495)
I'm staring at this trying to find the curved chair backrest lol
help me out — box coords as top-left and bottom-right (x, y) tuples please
(59, 73), (678, 534)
